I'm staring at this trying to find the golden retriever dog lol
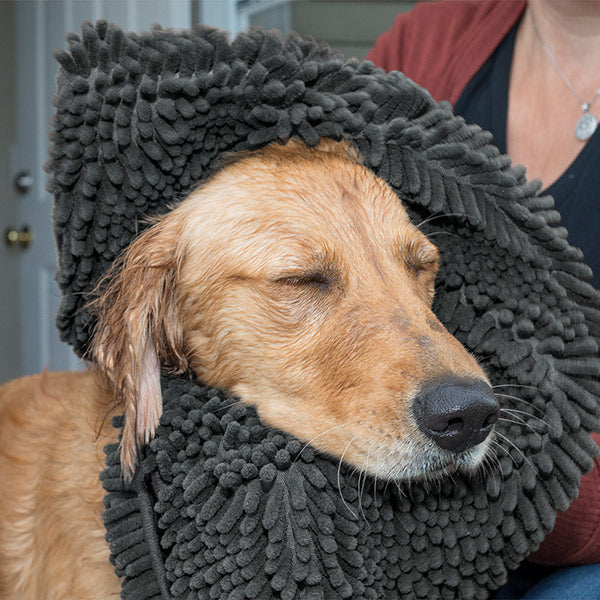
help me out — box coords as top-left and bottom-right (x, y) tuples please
(0, 139), (498, 599)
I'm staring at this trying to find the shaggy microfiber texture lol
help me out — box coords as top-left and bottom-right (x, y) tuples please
(47, 21), (600, 600)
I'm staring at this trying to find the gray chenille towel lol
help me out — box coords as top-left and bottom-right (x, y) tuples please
(46, 21), (600, 600)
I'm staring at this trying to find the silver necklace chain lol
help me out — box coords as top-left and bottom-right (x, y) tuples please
(530, 11), (599, 140)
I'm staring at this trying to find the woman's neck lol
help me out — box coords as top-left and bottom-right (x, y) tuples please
(527, 0), (600, 77)
(506, 0), (600, 188)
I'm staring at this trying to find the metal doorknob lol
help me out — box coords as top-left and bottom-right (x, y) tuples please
(5, 226), (33, 249)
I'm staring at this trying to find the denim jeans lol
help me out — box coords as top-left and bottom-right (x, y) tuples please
(493, 563), (600, 600)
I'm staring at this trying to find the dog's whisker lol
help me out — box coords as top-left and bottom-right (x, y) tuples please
(481, 444), (503, 484)
(494, 430), (535, 472)
(423, 230), (460, 240)
(373, 473), (379, 508)
(492, 384), (544, 405)
(360, 450), (371, 499)
(494, 390), (541, 402)
(475, 356), (495, 368)
(356, 450), (372, 523)
(356, 469), (365, 522)
(500, 407), (555, 434)
(290, 423), (348, 468)
(494, 391), (547, 417)
(488, 438), (515, 481)
(502, 406), (549, 424)
(489, 438), (519, 468)
(382, 478), (391, 497)
(498, 415), (544, 439)
(213, 399), (244, 413)
(478, 448), (493, 479)
(394, 479), (407, 500)
(415, 211), (467, 230)
(499, 411), (542, 430)
(337, 438), (359, 519)
(488, 450), (503, 478)
(492, 383), (541, 392)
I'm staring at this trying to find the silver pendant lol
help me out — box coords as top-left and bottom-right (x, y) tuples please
(575, 111), (598, 141)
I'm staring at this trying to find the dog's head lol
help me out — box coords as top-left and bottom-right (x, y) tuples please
(92, 139), (498, 481)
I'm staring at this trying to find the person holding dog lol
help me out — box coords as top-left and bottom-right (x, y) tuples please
(368, 0), (600, 598)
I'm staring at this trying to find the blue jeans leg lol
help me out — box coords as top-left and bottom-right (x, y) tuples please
(521, 564), (600, 600)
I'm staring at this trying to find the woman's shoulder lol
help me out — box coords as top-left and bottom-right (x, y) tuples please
(371, 0), (524, 48)
(367, 0), (525, 103)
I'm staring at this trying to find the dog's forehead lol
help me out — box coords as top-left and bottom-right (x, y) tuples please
(201, 148), (414, 238)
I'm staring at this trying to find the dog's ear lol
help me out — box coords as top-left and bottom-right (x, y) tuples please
(91, 214), (188, 481)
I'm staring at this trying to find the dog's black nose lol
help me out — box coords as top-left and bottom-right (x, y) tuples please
(415, 379), (499, 453)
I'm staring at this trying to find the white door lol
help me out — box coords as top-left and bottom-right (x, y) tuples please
(10, 0), (192, 379)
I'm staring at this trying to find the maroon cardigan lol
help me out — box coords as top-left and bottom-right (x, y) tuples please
(367, 0), (524, 104)
(367, 0), (600, 566)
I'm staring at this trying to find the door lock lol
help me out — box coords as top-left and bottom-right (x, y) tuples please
(5, 226), (33, 249)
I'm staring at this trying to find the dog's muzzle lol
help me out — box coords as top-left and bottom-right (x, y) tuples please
(414, 378), (499, 453)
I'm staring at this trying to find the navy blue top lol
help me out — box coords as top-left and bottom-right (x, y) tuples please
(454, 24), (600, 289)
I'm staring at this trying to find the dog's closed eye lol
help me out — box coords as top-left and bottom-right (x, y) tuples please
(399, 238), (440, 302)
(275, 271), (337, 290)
(273, 259), (343, 293)
(406, 255), (438, 282)
(401, 238), (439, 273)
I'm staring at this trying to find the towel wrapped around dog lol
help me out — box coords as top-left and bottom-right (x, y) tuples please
(47, 22), (600, 600)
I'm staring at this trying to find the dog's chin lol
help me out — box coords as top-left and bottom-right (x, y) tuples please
(363, 434), (494, 484)
(410, 442), (490, 483)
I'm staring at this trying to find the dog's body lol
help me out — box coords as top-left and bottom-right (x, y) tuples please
(0, 140), (498, 598)
(0, 372), (121, 598)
